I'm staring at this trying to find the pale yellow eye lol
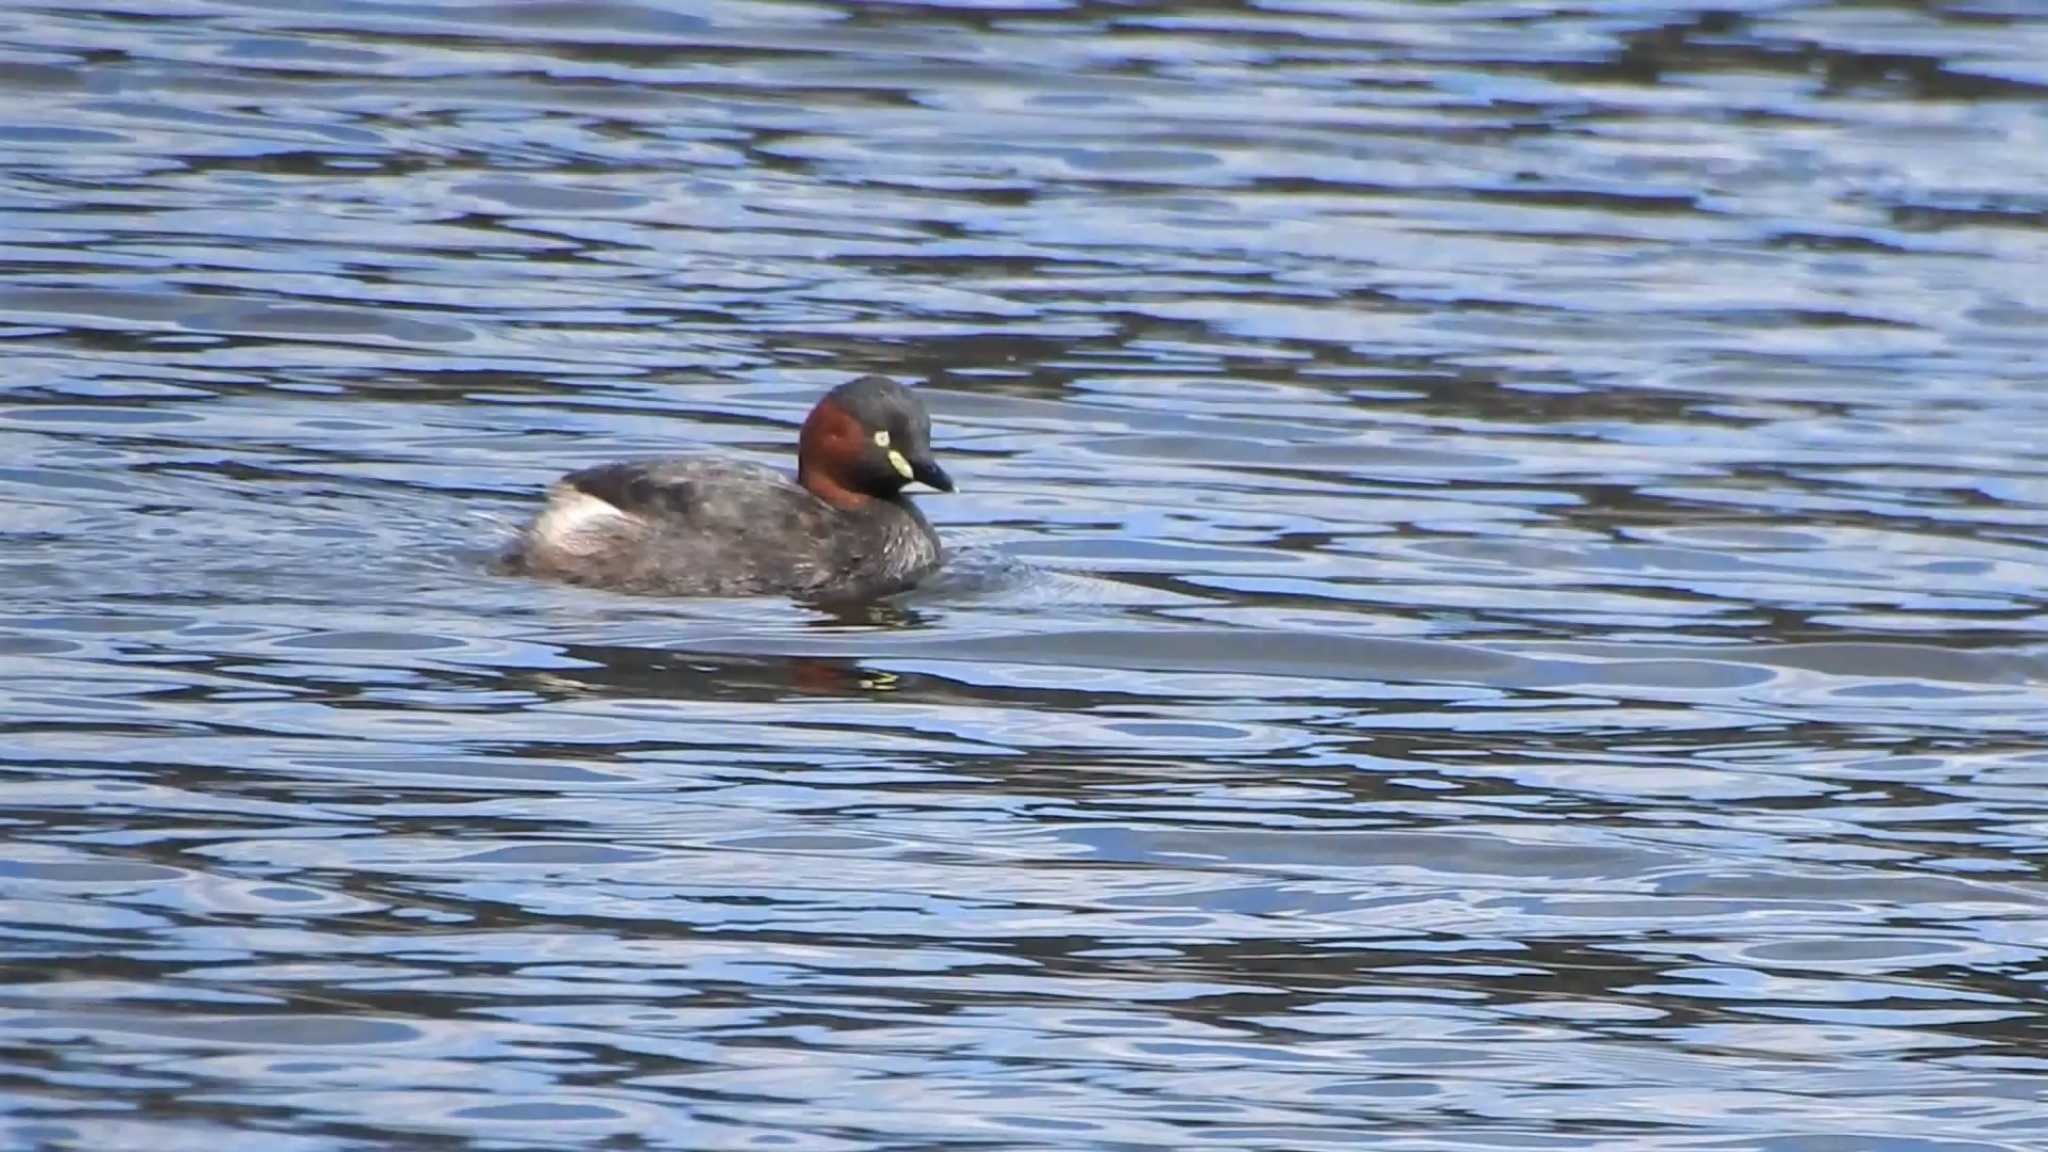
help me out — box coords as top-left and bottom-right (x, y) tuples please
(872, 430), (891, 448)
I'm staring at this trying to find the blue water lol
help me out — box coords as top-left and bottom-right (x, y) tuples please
(3, 1), (2048, 1149)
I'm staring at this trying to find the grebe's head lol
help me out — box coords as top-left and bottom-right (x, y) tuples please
(796, 375), (953, 508)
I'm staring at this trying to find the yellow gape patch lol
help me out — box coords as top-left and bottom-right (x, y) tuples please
(873, 429), (914, 479)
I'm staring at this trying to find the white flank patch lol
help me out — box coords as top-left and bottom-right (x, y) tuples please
(531, 486), (634, 555)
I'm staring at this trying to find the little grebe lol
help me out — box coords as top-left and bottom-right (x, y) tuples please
(507, 375), (954, 600)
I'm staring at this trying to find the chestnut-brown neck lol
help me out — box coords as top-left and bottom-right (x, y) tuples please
(797, 398), (873, 511)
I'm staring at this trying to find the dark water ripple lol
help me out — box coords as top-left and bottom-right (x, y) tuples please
(4, 1), (2048, 1150)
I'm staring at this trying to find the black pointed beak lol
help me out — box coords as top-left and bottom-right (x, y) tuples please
(911, 455), (954, 493)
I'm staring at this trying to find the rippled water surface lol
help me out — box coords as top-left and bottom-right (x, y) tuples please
(5, 1), (2048, 1149)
